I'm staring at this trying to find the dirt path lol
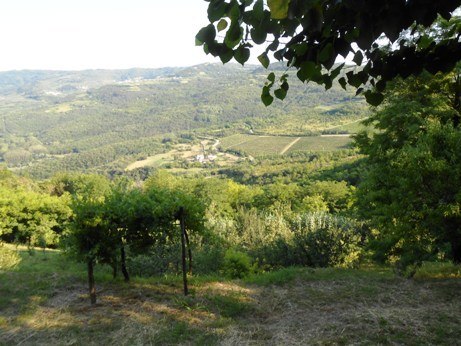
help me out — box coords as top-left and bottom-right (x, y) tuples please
(280, 137), (301, 155)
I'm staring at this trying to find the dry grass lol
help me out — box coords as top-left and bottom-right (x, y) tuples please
(1, 248), (460, 345)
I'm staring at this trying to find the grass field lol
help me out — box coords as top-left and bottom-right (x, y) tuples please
(288, 135), (352, 152)
(323, 117), (374, 134)
(220, 134), (352, 156)
(1, 245), (461, 345)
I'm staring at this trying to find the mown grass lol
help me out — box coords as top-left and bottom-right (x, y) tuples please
(1, 245), (460, 345)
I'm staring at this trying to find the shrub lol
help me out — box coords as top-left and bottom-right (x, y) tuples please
(127, 243), (182, 277)
(288, 212), (365, 267)
(223, 249), (253, 279)
(194, 245), (225, 275)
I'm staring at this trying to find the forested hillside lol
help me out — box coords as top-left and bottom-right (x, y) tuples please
(2, 1), (461, 344)
(0, 63), (367, 178)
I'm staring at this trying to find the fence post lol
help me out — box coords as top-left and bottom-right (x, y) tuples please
(179, 206), (188, 296)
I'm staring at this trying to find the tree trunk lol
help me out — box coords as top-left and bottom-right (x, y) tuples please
(445, 218), (461, 264)
(120, 245), (130, 282)
(87, 259), (96, 305)
(451, 238), (461, 264)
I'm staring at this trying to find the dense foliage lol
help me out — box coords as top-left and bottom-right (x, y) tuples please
(355, 71), (461, 269)
(198, 0), (461, 105)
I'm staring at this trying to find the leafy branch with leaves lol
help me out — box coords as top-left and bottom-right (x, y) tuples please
(197, 0), (461, 105)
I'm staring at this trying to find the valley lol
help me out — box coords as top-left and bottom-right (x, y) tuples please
(0, 63), (367, 179)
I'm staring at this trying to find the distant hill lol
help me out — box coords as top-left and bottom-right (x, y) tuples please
(0, 63), (368, 178)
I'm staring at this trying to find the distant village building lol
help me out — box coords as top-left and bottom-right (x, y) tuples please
(194, 153), (217, 163)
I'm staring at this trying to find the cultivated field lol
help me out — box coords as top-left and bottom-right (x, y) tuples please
(324, 117), (372, 134)
(288, 135), (352, 152)
(220, 134), (352, 156)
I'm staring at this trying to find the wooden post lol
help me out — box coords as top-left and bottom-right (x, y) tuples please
(88, 259), (96, 305)
(179, 207), (188, 296)
(184, 229), (192, 275)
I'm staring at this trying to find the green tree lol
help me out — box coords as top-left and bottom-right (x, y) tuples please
(197, 0), (461, 105)
(0, 185), (71, 248)
(63, 174), (113, 304)
(305, 180), (354, 213)
(355, 71), (461, 269)
(67, 196), (115, 304)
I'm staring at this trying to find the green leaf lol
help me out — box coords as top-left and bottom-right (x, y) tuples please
(345, 28), (360, 43)
(293, 43), (308, 56)
(219, 48), (234, 64)
(330, 63), (344, 80)
(418, 35), (434, 50)
(267, 0), (291, 19)
(252, 0), (264, 21)
(376, 79), (386, 92)
(208, 0), (227, 22)
(323, 74), (332, 90)
(224, 22), (242, 48)
(318, 43), (334, 63)
(234, 45), (251, 65)
(280, 80), (289, 91)
(261, 86), (274, 106)
(258, 52), (270, 68)
(346, 71), (363, 88)
(250, 27), (267, 44)
(364, 90), (384, 106)
(195, 25), (216, 46)
(353, 51), (364, 66)
(338, 77), (347, 90)
(267, 72), (276, 84)
(227, 1), (241, 21)
(274, 88), (287, 100)
(297, 61), (321, 82)
(217, 19), (228, 32)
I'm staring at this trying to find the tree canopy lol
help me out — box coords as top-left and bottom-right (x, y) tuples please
(196, 0), (461, 105)
(355, 70), (461, 269)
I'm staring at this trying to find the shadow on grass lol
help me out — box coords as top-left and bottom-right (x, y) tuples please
(0, 247), (256, 345)
(2, 247), (461, 345)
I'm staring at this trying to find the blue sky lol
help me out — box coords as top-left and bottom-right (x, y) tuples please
(0, 0), (220, 70)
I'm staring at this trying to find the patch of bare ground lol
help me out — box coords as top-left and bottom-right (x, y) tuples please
(227, 276), (461, 345)
(2, 268), (460, 345)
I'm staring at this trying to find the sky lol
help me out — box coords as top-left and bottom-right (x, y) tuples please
(0, 0), (222, 71)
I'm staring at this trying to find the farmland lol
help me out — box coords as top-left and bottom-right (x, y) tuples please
(323, 117), (372, 134)
(220, 134), (352, 156)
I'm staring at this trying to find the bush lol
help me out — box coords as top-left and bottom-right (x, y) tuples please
(223, 249), (253, 279)
(127, 243), (182, 277)
(194, 245), (225, 275)
(250, 212), (366, 269)
(288, 212), (365, 267)
(207, 209), (367, 270)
